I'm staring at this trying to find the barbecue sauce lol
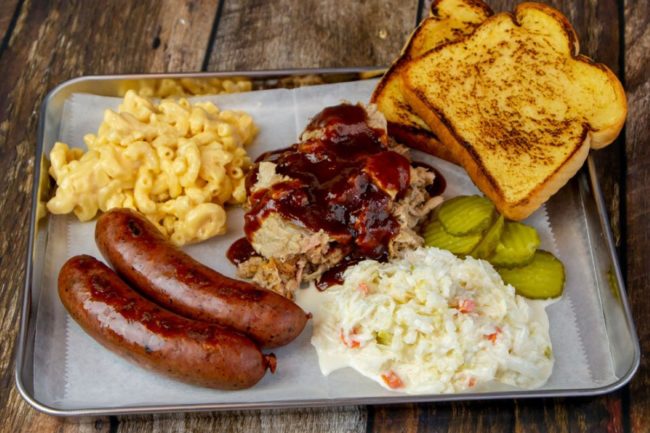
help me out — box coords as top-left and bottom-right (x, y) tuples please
(411, 161), (447, 197)
(230, 103), (442, 290)
(226, 237), (259, 265)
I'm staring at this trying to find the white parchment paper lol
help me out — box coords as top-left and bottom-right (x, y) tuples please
(33, 80), (613, 410)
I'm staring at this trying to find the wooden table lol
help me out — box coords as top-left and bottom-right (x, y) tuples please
(0, 0), (648, 431)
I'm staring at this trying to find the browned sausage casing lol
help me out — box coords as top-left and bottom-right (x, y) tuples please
(95, 208), (308, 348)
(58, 255), (276, 390)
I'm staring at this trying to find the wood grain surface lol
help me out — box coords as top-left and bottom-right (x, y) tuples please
(0, 0), (647, 432)
(206, 0), (419, 69)
(112, 408), (366, 433)
(624, 0), (650, 431)
(149, 0), (220, 72)
(0, 0), (20, 52)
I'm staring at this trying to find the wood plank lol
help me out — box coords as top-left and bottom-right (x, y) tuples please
(624, 0), (650, 431)
(150, 0), (220, 72)
(368, 404), (421, 433)
(370, 397), (624, 433)
(367, 1), (626, 432)
(206, 0), (419, 70)
(0, 0), (217, 431)
(0, 0), (21, 54)
(114, 408), (366, 433)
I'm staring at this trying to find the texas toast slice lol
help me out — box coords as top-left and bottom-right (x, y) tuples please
(371, 0), (492, 163)
(402, 2), (627, 220)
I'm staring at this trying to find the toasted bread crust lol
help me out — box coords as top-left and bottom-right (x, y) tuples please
(429, 0), (492, 21)
(371, 0), (492, 163)
(516, 2), (580, 55)
(573, 54), (628, 148)
(387, 121), (458, 164)
(402, 2), (627, 220)
(405, 84), (591, 219)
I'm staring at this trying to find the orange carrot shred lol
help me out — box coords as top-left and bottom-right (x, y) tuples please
(358, 282), (370, 295)
(340, 328), (361, 349)
(457, 298), (475, 313)
(381, 370), (404, 389)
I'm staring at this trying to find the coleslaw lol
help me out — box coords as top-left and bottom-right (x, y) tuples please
(303, 246), (554, 394)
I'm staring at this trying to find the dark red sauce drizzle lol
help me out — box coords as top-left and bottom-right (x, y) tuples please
(316, 256), (363, 290)
(229, 104), (444, 290)
(227, 237), (260, 265)
(411, 161), (446, 197)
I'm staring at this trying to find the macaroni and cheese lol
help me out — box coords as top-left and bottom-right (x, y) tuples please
(47, 90), (257, 245)
(118, 77), (253, 98)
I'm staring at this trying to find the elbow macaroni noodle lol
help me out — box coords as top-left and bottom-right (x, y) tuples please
(47, 90), (257, 245)
(117, 77), (253, 98)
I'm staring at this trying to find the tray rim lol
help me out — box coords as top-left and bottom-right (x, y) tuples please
(15, 68), (641, 417)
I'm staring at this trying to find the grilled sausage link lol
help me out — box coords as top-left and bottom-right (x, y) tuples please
(58, 255), (276, 389)
(95, 208), (308, 348)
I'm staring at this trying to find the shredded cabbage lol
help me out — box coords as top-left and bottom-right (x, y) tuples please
(310, 247), (553, 394)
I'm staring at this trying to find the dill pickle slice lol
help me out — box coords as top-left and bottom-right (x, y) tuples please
(490, 222), (541, 267)
(496, 250), (565, 299)
(376, 331), (393, 345)
(470, 214), (504, 259)
(423, 219), (482, 255)
(438, 195), (495, 235)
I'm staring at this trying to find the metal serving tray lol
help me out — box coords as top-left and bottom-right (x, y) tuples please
(15, 69), (640, 416)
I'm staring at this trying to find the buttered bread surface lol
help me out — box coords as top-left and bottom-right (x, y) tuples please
(371, 0), (493, 163)
(403, 3), (626, 220)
